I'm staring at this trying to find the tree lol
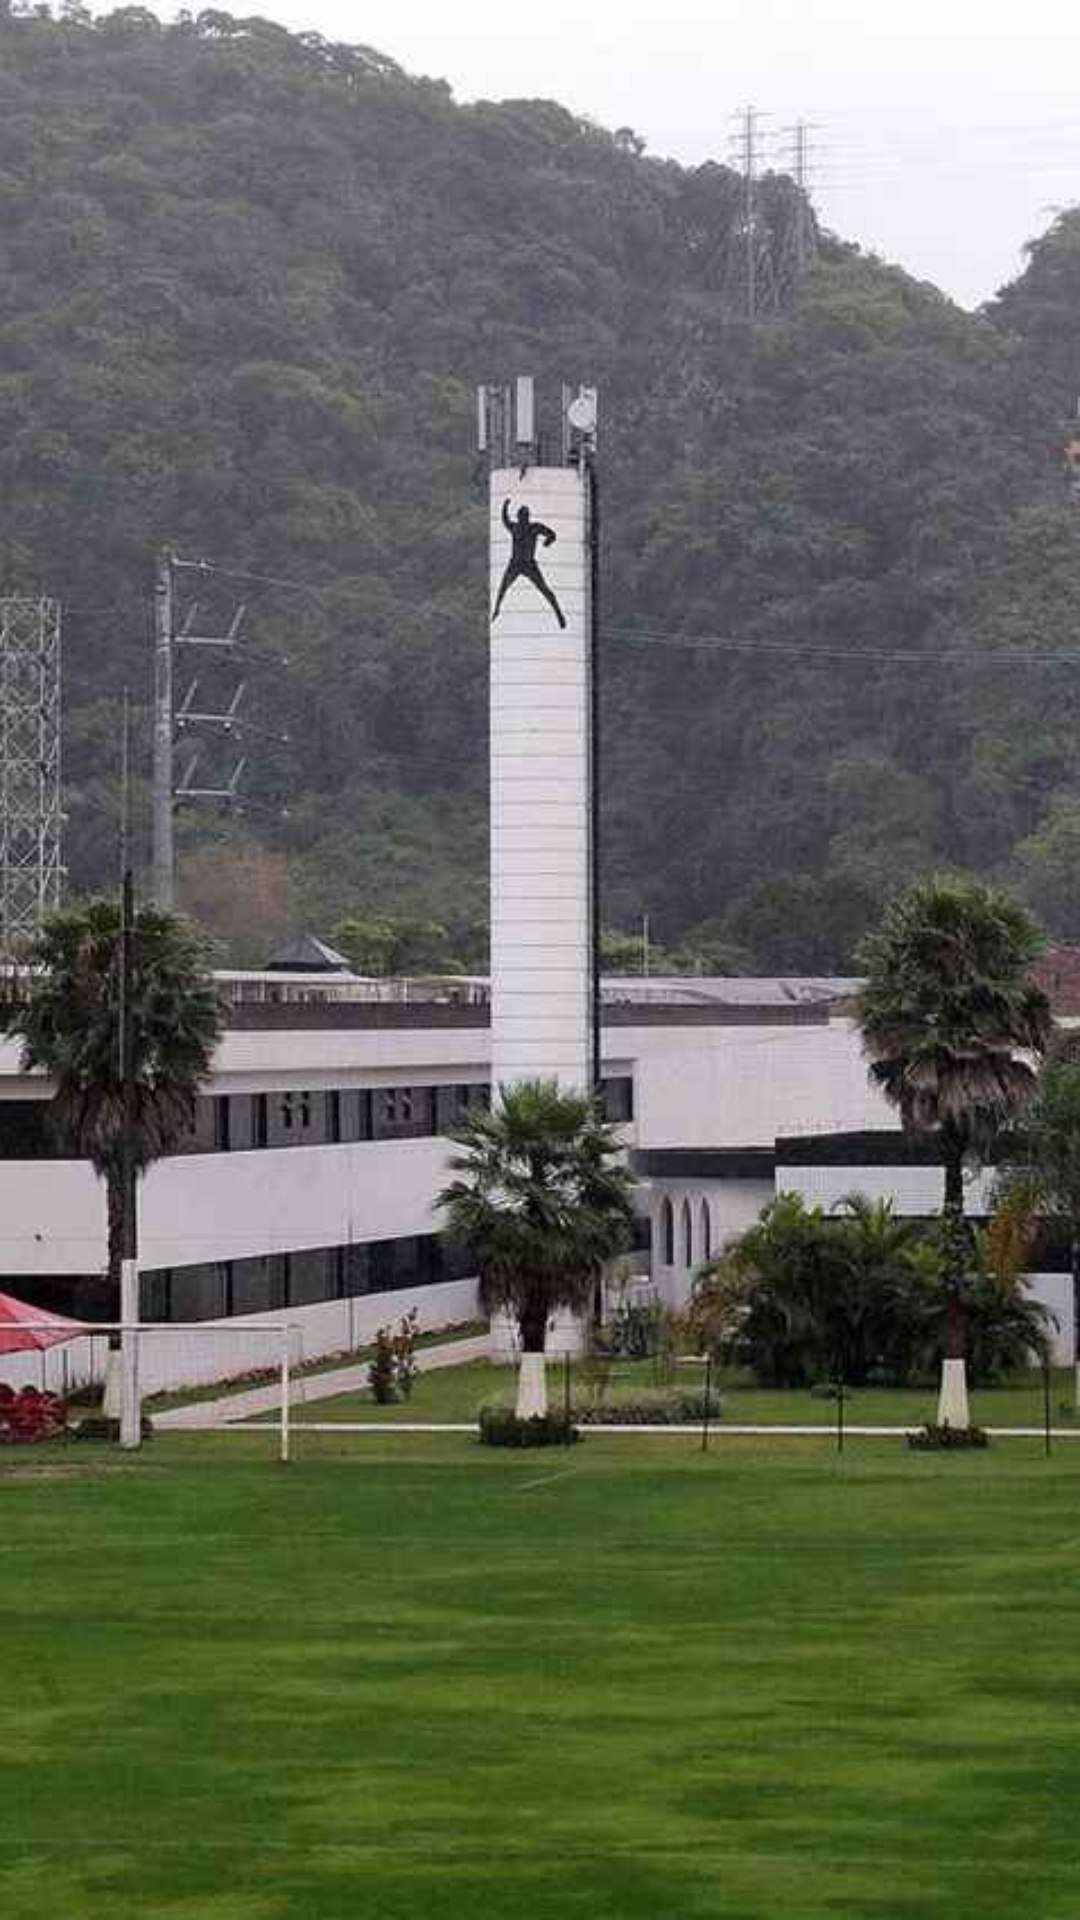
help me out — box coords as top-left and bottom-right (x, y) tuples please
(438, 1081), (635, 1418)
(688, 1192), (924, 1387)
(8, 897), (223, 1313)
(689, 1189), (1049, 1390)
(992, 1048), (1080, 1406)
(854, 873), (1051, 1425)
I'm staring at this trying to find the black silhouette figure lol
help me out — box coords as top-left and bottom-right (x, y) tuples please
(491, 499), (566, 629)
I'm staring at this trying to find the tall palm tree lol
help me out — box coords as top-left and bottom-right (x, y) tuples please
(438, 1080), (635, 1419)
(855, 873), (1050, 1425)
(8, 897), (223, 1314)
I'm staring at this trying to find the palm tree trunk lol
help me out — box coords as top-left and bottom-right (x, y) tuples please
(941, 1137), (967, 1362)
(937, 1130), (971, 1428)
(515, 1291), (549, 1419)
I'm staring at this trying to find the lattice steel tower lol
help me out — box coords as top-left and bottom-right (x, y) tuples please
(0, 597), (62, 955)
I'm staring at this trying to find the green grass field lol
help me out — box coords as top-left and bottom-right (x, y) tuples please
(4, 1430), (1080, 1919)
(289, 1354), (1079, 1428)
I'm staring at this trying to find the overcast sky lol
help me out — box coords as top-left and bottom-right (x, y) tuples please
(201, 0), (1080, 308)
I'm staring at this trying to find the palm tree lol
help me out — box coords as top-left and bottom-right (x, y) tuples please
(992, 1045), (1080, 1407)
(438, 1080), (635, 1419)
(8, 897), (223, 1316)
(854, 873), (1050, 1426)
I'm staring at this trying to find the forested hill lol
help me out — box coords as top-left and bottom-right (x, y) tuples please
(4, 6), (1080, 969)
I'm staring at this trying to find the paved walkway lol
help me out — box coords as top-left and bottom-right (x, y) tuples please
(153, 1334), (490, 1429)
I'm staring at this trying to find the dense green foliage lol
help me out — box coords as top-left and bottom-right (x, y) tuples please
(5, 7), (1080, 963)
(7, 896), (222, 1295)
(690, 1191), (1052, 1387)
(994, 1047), (1080, 1385)
(7, 1440), (1080, 1919)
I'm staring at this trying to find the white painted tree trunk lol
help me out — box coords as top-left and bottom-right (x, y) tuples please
(936, 1357), (970, 1429)
(119, 1257), (141, 1450)
(515, 1351), (548, 1420)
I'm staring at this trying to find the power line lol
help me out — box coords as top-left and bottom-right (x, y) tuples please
(605, 627), (1080, 666)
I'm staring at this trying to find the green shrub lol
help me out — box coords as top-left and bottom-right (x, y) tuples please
(71, 1414), (154, 1443)
(392, 1308), (420, 1399)
(367, 1326), (398, 1404)
(572, 1388), (721, 1426)
(478, 1407), (580, 1448)
(906, 1422), (990, 1451)
(607, 1299), (665, 1360)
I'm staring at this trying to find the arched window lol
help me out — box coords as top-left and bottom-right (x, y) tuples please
(661, 1196), (675, 1266)
(682, 1199), (693, 1267)
(700, 1198), (712, 1262)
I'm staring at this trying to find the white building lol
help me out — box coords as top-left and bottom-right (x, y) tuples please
(0, 958), (1072, 1387)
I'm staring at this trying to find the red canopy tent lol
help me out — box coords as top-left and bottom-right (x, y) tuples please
(0, 1290), (89, 1354)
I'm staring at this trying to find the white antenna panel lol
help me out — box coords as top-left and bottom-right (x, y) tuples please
(515, 376), (535, 444)
(567, 386), (598, 436)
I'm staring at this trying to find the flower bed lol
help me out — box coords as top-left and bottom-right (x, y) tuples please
(0, 1384), (68, 1444)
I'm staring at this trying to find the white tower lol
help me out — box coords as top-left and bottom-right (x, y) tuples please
(481, 379), (599, 1097)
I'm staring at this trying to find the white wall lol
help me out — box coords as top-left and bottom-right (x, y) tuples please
(650, 1177), (774, 1308)
(139, 1136), (456, 1269)
(0, 1136), (460, 1277)
(489, 465), (591, 1092)
(778, 1163), (998, 1217)
(635, 1017), (891, 1150)
(0, 1277), (480, 1396)
(0, 1160), (105, 1273)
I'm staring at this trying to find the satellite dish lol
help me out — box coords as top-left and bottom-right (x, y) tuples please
(567, 388), (597, 435)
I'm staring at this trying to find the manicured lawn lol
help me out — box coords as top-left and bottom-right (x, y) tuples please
(4, 1431), (1080, 1918)
(292, 1354), (1079, 1428)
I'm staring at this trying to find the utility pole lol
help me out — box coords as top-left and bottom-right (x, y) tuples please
(738, 105), (759, 322)
(118, 688), (141, 1448)
(785, 119), (818, 279)
(150, 552), (248, 909)
(152, 549), (174, 910)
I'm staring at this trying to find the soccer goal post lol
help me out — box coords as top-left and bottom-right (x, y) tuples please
(0, 1320), (302, 1462)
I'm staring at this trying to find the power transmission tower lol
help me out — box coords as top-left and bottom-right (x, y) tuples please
(725, 106), (778, 322)
(775, 118), (820, 299)
(788, 119), (818, 275)
(150, 550), (247, 910)
(0, 596), (62, 956)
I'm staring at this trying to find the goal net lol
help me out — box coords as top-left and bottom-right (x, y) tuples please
(0, 1320), (303, 1462)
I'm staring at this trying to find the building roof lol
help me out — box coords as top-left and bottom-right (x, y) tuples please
(1032, 946), (1080, 1018)
(264, 935), (354, 974)
(601, 974), (860, 1008)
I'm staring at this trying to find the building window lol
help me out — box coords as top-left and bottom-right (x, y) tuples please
(253, 1094), (268, 1149)
(600, 1076), (634, 1124)
(140, 1229), (476, 1323)
(373, 1086), (434, 1141)
(682, 1200), (693, 1267)
(214, 1097), (231, 1154)
(327, 1091), (342, 1144)
(700, 1199), (711, 1262)
(660, 1197), (675, 1266)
